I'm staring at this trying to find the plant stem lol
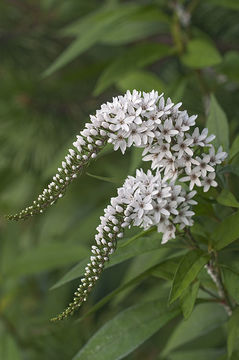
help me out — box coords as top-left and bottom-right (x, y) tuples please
(200, 285), (220, 300)
(205, 259), (233, 316)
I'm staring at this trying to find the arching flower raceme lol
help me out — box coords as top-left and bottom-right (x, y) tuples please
(8, 90), (227, 221)
(52, 168), (198, 321)
(7, 90), (227, 320)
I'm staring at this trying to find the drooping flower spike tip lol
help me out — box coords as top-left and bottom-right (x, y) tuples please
(7, 90), (226, 221)
(51, 162), (220, 321)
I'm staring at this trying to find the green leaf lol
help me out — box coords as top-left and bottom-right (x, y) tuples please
(217, 189), (239, 208)
(78, 270), (149, 321)
(168, 348), (225, 360)
(219, 51), (239, 83)
(94, 43), (172, 95)
(217, 164), (239, 177)
(44, 4), (169, 77)
(4, 243), (89, 277)
(73, 299), (180, 360)
(182, 38), (222, 69)
(162, 303), (227, 356)
(0, 326), (22, 360)
(169, 250), (209, 304)
(117, 70), (164, 93)
(100, 21), (162, 46)
(43, 4), (141, 76)
(78, 256), (176, 321)
(100, 6), (169, 45)
(208, 0), (239, 10)
(212, 210), (239, 250)
(230, 135), (239, 160)
(222, 266), (239, 303)
(151, 256), (182, 281)
(51, 230), (163, 289)
(206, 94), (229, 152)
(228, 308), (239, 358)
(180, 281), (200, 320)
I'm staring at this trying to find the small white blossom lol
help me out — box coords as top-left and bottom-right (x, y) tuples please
(201, 172), (217, 192)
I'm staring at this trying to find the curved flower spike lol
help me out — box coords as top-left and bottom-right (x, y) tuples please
(7, 89), (227, 221)
(51, 169), (199, 321)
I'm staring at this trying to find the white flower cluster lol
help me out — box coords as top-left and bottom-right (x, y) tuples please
(118, 169), (197, 244)
(9, 90), (228, 321)
(73, 89), (227, 194)
(53, 167), (196, 320)
(9, 90), (226, 221)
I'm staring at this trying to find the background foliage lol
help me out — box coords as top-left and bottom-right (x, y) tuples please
(1, 0), (239, 359)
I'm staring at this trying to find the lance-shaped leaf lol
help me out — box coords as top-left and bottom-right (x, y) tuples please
(228, 307), (239, 358)
(162, 303), (227, 356)
(169, 249), (209, 304)
(212, 210), (239, 250)
(206, 94), (229, 152)
(73, 299), (180, 360)
(217, 189), (239, 208)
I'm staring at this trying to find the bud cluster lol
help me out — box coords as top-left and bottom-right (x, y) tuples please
(52, 194), (127, 321)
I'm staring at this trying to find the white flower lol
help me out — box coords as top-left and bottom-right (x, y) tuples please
(180, 168), (202, 190)
(208, 146), (227, 165)
(158, 119), (178, 143)
(201, 172), (217, 192)
(184, 190), (197, 205)
(126, 124), (145, 147)
(109, 133), (127, 154)
(162, 223), (176, 244)
(176, 153), (199, 171)
(174, 117), (189, 136)
(170, 185), (185, 204)
(131, 191), (153, 218)
(174, 206), (194, 226)
(172, 136), (193, 159)
(142, 141), (172, 168)
(151, 200), (170, 223)
(194, 155), (215, 178)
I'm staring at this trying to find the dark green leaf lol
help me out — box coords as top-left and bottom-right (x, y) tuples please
(77, 256), (176, 321)
(219, 51), (239, 83)
(117, 70), (164, 93)
(169, 250), (209, 304)
(162, 303), (227, 356)
(230, 134), (239, 160)
(100, 21), (162, 46)
(206, 94), (229, 152)
(4, 243), (89, 277)
(44, 4), (141, 76)
(228, 307), (239, 357)
(73, 299), (180, 360)
(0, 326), (22, 360)
(94, 43), (172, 95)
(217, 189), (239, 208)
(208, 0), (239, 10)
(212, 210), (239, 250)
(167, 348), (225, 360)
(180, 281), (200, 319)
(51, 231), (163, 289)
(182, 38), (222, 69)
(151, 256), (182, 281)
(222, 266), (239, 303)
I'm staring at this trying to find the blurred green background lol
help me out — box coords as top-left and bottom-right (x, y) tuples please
(1, 0), (239, 359)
